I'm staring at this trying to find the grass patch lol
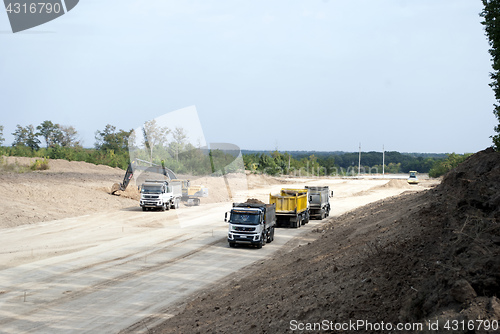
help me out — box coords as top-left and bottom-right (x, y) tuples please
(0, 156), (30, 173)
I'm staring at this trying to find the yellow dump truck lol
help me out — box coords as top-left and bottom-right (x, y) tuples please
(269, 188), (310, 228)
(171, 179), (208, 206)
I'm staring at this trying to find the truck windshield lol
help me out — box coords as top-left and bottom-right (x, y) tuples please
(141, 186), (162, 194)
(230, 213), (260, 225)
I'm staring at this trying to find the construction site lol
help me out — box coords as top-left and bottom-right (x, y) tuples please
(0, 148), (499, 333)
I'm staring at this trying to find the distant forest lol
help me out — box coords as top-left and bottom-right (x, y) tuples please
(242, 150), (448, 175)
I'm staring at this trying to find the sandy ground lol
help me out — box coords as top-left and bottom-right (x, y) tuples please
(0, 157), (439, 333)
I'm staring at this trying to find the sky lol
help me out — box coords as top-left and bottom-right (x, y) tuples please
(0, 0), (497, 154)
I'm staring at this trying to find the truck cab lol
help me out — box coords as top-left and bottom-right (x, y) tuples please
(225, 203), (276, 248)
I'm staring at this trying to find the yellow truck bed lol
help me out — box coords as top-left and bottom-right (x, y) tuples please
(269, 188), (308, 215)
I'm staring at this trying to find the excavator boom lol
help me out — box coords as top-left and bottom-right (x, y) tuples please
(111, 160), (178, 195)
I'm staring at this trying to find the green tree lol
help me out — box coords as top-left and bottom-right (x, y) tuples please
(58, 125), (81, 147)
(481, 0), (500, 150)
(12, 124), (40, 150)
(142, 120), (170, 162)
(37, 120), (59, 148)
(170, 127), (188, 162)
(428, 153), (472, 178)
(95, 124), (131, 152)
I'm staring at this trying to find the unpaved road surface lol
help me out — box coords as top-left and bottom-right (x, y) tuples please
(0, 158), (437, 333)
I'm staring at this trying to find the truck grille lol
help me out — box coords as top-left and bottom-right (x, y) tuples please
(233, 226), (256, 232)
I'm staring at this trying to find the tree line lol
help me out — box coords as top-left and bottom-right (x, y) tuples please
(0, 121), (470, 177)
(243, 150), (458, 177)
(0, 121), (133, 169)
(0, 121), (243, 176)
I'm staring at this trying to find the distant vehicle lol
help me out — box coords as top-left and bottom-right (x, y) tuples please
(408, 171), (419, 185)
(225, 201), (276, 248)
(171, 179), (208, 206)
(305, 186), (332, 219)
(269, 188), (309, 228)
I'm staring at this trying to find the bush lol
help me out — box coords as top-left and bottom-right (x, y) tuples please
(30, 158), (50, 171)
(429, 153), (472, 178)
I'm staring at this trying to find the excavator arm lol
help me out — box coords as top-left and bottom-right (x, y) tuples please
(111, 163), (134, 195)
(111, 159), (178, 195)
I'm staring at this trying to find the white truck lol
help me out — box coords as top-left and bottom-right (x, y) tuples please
(140, 180), (182, 211)
(305, 186), (332, 219)
(225, 202), (276, 248)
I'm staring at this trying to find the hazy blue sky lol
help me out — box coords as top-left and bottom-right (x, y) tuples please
(0, 0), (496, 153)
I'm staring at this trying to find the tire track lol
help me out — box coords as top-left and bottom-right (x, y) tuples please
(0, 237), (225, 328)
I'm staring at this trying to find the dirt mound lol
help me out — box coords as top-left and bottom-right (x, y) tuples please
(379, 179), (414, 189)
(246, 172), (296, 189)
(0, 158), (137, 228)
(154, 148), (500, 334)
(439, 147), (500, 218)
(400, 148), (500, 327)
(244, 198), (265, 204)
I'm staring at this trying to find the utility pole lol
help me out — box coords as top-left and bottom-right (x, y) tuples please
(382, 144), (385, 177)
(358, 142), (361, 177)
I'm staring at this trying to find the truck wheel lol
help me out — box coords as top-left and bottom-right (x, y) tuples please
(195, 198), (200, 206)
(142, 207), (146, 212)
(267, 227), (275, 243)
(229, 242), (236, 248)
(257, 233), (266, 248)
(161, 203), (166, 212)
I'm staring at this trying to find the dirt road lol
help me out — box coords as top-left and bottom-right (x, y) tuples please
(0, 161), (436, 333)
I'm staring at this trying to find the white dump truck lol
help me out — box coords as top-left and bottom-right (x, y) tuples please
(305, 186), (332, 219)
(225, 201), (276, 248)
(140, 180), (182, 211)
